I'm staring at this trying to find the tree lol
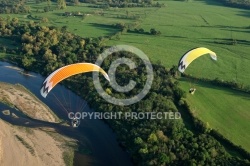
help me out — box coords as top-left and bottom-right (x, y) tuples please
(139, 147), (148, 154)
(150, 28), (161, 35)
(138, 28), (144, 33)
(148, 133), (158, 143)
(47, 0), (51, 8)
(105, 88), (112, 95)
(43, 48), (57, 61)
(11, 17), (19, 26)
(150, 28), (157, 35)
(170, 65), (179, 78)
(41, 17), (49, 23)
(134, 137), (144, 145)
(73, 0), (79, 5)
(57, 0), (66, 9)
(44, 6), (50, 12)
(61, 25), (68, 32)
(159, 153), (170, 164)
(22, 56), (36, 68)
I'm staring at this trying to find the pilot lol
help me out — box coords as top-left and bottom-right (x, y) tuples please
(72, 118), (80, 127)
(189, 88), (196, 95)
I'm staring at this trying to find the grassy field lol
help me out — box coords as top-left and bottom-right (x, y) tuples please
(106, 0), (250, 85)
(1, 0), (250, 152)
(2, 1), (156, 37)
(179, 78), (250, 152)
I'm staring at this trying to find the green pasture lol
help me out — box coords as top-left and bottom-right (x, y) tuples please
(1, 1), (156, 37)
(180, 78), (250, 152)
(106, 0), (250, 85)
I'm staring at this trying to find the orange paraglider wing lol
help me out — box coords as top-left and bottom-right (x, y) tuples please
(40, 63), (110, 98)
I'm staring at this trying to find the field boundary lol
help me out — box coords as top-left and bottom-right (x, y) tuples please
(181, 99), (250, 159)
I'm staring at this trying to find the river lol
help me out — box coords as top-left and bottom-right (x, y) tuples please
(0, 61), (132, 166)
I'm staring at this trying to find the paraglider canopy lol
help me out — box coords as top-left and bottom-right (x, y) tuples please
(178, 47), (217, 73)
(178, 47), (217, 94)
(40, 63), (110, 98)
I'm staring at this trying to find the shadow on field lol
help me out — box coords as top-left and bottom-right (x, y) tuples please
(186, 78), (250, 101)
(201, 0), (226, 7)
(89, 23), (114, 29)
(53, 13), (64, 16)
(191, 25), (248, 29)
(220, 28), (250, 34)
(0, 37), (20, 48)
(199, 37), (250, 45)
(88, 23), (119, 35)
(125, 40), (144, 45)
(158, 24), (174, 27)
(203, 0), (250, 17)
(26, 14), (40, 21)
(164, 35), (187, 39)
(237, 10), (250, 18)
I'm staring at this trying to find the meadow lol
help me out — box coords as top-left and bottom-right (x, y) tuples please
(106, 0), (250, 85)
(180, 78), (250, 152)
(1, 1), (156, 37)
(1, 0), (250, 152)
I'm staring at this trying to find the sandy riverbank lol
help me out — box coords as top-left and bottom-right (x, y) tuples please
(0, 119), (75, 166)
(0, 82), (75, 166)
(0, 82), (59, 123)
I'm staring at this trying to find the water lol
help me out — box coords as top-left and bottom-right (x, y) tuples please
(0, 61), (132, 166)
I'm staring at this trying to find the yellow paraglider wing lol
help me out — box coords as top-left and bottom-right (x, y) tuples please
(40, 63), (110, 98)
(178, 47), (217, 73)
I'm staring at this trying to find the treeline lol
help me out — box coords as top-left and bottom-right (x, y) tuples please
(176, 0), (250, 9)
(0, 0), (30, 14)
(217, 0), (250, 9)
(182, 73), (250, 93)
(83, 0), (165, 8)
(112, 23), (162, 36)
(181, 100), (250, 159)
(90, 2), (165, 8)
(128, 28), (161, 35)
(0, 17), (249, 165)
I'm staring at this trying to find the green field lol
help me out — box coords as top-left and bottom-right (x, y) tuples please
(1, 0), (250, 153)
(106, 0), (250, 85)
(2, 1), (156, 37)
(180, 78), (250, 152)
